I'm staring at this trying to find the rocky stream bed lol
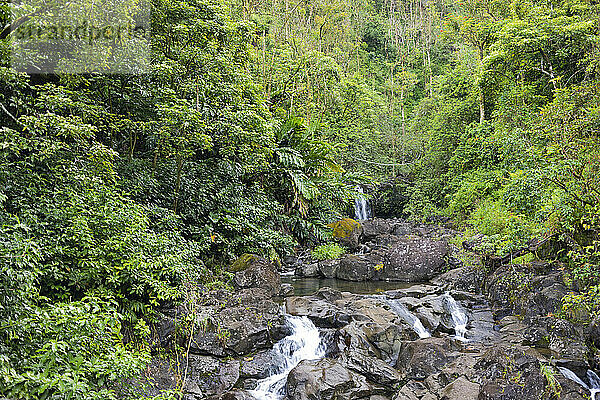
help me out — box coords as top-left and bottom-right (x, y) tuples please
(140, 219), (600, 400)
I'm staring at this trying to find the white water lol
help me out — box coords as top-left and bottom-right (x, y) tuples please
(354, 186), (371, 221)
(558, 367), (600, 400)
(444, 294), (468, 341)
(588, 370), (600, 400)
(378, 296), (430, 339)
(250, 316), (325, 400)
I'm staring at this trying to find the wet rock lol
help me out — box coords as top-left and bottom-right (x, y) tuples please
(295, 262), (320, 277)
(280, 283), (294, 297)
(379, 237), (448, 282)
(191, 295), (287, 356)
(440, 376), (479, 399)
(474, 347), (546, 400)
(337, 254), (377, 281)
(396, 337), (458, 379)
(362, 219), (394, 241)
(232, 255), (281, 296)
(240, 349), (282, 379)
(184, 355), (240, 396)
(285, 358), (386, 400)
(319, 259), (340, 278)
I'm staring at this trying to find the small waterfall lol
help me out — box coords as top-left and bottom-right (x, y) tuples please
(589, 370), (600, 399)
(377, 296), (430, 338)
(558, 367), (600, 400)
(354, 186), (371, 221)
(444, 294), (468, 341)
(250, 316), (325, 400)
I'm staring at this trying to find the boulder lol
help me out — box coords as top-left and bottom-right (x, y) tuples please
(337, 321), (411, 366)
(191, 294), (287, 356)
(205, 390), (257, 400)
(295, 262), (320, 277)
(319, 259), (340, 278)
(336, 254), (377, 281)
(440, 377), (479, 400)
(285, 295), (367, 328)
(433, 266), (483, 294)
(329, 218), (364, 250)
(587, 317), (600, 348)
(184, 355), (240, 396)
(232, 255), (281, 296)
(285, 358), (386, 400)
(279, 283), (294, 297)
(379, 237), (448, 281)
(396, 337), (458, 379)
(473, 347), (546, 400)
(240, 349), (282, 379)
(362, 219), (394, 241)
(341, 347), (403, 387)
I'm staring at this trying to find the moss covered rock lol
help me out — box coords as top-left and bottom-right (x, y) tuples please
(327, 218), (363, 249)
(229, 254), (260, 272)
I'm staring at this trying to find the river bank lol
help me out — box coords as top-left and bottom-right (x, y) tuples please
(137, 218), (600, 400)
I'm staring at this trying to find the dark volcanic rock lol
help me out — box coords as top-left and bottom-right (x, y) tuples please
(191, 290), (287, 356)
(433, 266), (484, 293)
(396, 337), (459, 379)
(380, 237), (448, 282)
(285, 358), (386, 400)
(361, 219), (394, 241)
(319, 259), (340, 278)
(336, 254), (377, 281)
(184, 355), (240, 396)
(240, 349), (282, 379)
(474, 347), (546, 400)
(233, 255), (281, 296)
(206, 389), (257, 400)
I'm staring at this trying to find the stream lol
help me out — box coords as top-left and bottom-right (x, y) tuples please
(250, 276), (474, 399)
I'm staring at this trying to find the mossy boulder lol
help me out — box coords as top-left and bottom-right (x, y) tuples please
(230, 254), (281, 296)
(327, 218), (363, 250)
(229, 254), (260, 272)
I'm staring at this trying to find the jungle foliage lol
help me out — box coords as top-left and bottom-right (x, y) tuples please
(1, 0), (600, 397)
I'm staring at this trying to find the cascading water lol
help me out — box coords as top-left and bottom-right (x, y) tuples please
(376, 296), (430, 338)
(444, 294), (468, 341)
(588, 370), (600, 400)
(250, 316), (325, 400)
(558, 367), (600, 400)
(354, 186), (371, 221)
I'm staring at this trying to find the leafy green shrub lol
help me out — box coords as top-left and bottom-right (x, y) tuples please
(500, 169), (545, 217)
(312, 243), (346, 260)
(0, 297), (148, 400)
(467, 199), (540, 255)
(446, 169), (504, 221)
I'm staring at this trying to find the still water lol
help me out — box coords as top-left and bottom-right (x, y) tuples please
(281, 276), (415, 296)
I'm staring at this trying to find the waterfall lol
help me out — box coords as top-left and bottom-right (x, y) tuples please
(444, 294), (468, 341)
(377, 296), (430, 338)
(354, 186), (371, 221)
(588, 370), (600, 400)
(250, 316), (325, 400)
(558, 367), (600, 400)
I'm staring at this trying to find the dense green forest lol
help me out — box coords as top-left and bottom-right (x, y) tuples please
(1, 0), (599, 397)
